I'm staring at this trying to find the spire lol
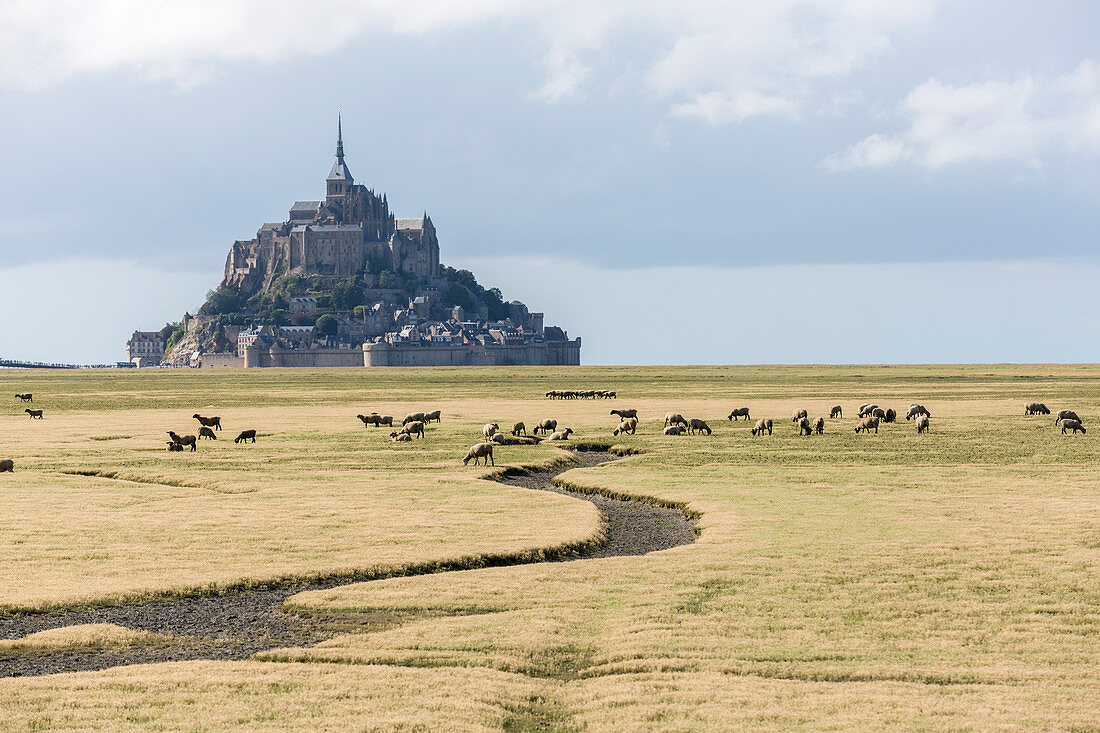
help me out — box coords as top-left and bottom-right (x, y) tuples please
(336, 108), (344, 161)
(327, 108), (353, 185)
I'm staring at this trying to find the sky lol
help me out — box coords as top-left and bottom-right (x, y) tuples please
(1, 0), (1099, 364)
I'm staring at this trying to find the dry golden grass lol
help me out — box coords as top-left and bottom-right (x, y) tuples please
(0, 365), (1098, 730)
(0, 624), (165, 652)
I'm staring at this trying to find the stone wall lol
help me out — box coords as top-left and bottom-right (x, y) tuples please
(362, 339), (581, 367)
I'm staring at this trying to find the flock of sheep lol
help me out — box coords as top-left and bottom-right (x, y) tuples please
(1026, 403), (1088, 434)
(165, 415), (259, 451)
(545, 389), (616, 399)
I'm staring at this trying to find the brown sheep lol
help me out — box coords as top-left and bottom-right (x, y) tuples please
(193, 414), (221, 430)
(462, 442), (495, 466)
(390, 431), (413, 443)
(798, 417), (813, 436)
(483, 423), (499, 438)
(0, 459), (13, 472)
(906, 404), (931, 420)
(791, 409), (807, 423)
(883, 408), (897, 423)
(1061, 419), (1086, 435)
(663, 425), (684, 436)
(751, 418), (773, 436)
(234, 429), (257, 444)
(613, 417), (638, 436)
(610, 408), (638, 420)
(916, 415), (930, 434)
(25, 409), (43, 419)
(727, 407), (750, 421)
(167, 430), (197, 451)
(548, 428), (573, 441)
(813, 417), (824, 434)
(357, 413), (381, 427)
(870, 407), (886, 420)
(511, 422), (527, 436)
(424, 410), (442, 423)
(858, 404), (878, 418)
(1056, 410), (1082, 424)
(166, 442), (183, 452)
(664, 412), (688, 427)
(198, 426), (217, 440)
(15, 393), (31, 402)
(829, 405), (842, 418)
(402, 421), (426, 439)
(854, 417), (879, 434)
(533, 418), (557, 435)
(687, 418), (712, 435)
(403, 412), (426, 426)
(1024, 402), (1050, 415)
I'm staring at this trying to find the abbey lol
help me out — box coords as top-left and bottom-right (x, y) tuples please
(223, 116), (439, 296)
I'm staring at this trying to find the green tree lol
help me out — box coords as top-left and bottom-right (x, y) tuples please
(315, 313), (338, 338)
(199, 285), (241, 316)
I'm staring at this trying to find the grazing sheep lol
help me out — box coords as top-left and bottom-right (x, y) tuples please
(751, 418), (773, 436)
(727, 407), (750, 421)
(871, 407), (886, 420)
(511, 422), (527, 436)
(664, 412), (688, 428)
(198, 426), (217, 440)
(663, 425), (684, 436)
(688, 418), (712, 435)
(798, 417), (813, 436)
(854, 417), (880, 434)
(462, 442), (495, 466)
(234, 429), (257, 444)
(25, 409), (43, 419)
(0, 459), (14, 472)
(193, 414), (222, 430)
(389, 431), (413, 443)
(613, 417), (638, 436)
(379, 415), (394, 427)
(490, 432), (506, 444)
(166, 442), (183, 452)
(548, 428), (574, 441)
(15, 393), (31, 402)
(813, 417), (824, 434)
(1024, 402), (1050, 415)
(916, 415), (930, 434)
(483, 423), (499, 439)
(1061, 419), (1086, 435)
(357, 413), (381, 427)
(402, 412), (426, 425)
(533, 418), (558, 435)
(829, 405), (842, 419)
(791, 409), (808, 423)
(858, 404), (878, 418)
(610, 408), (638, 420)
(1056, 410), (1082, 425)
(906, 404), (931, 420)
(402, 421), (426, 439)
(424, 410), (442, 424)
(167, 430), (197, 451)
(883, 408), (897, 423)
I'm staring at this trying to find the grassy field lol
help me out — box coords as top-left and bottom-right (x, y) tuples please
(0, 365), (1097, 730)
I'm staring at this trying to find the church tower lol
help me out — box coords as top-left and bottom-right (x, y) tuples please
(326, 112), (354, 198)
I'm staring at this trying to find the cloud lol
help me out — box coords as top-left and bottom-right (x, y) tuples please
(825, 61), (1100, 170)
(0, 0), (940, 123)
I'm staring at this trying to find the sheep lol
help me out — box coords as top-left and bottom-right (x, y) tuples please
(402, 421), (426, 439)
(462, 442), (494, 466)
(424, 410), (442, 424)
(166, 441), (183, 452)
(916, 415), (930, 434)
(483, 422), (499, 439)
(511, 422), (527, 436)
(612, 417), (638, 436)
(357, 413), (381, 427)
(490, 432), (506, 444)
(906, 404), (931, 420)
(234, 429), (257, 444)
(1061, 419), (1086, 435)
(663, 425), (684, 436)
(548, 428), (574, 441)
(610, 408), (638, 420)
(664, 412), (688, 428)
(402, 412), (426, 425)
(379, 415), (394, 427)
(1056, 410), (1082, 425)
(14, 393), (31, 402)
(883, 408), (897, 423)
(688, 418), (712, 435)
(727, 407), (750, 421)
(751, 418), (773, 436)
(813, 417), (824, 434)
(0, 459), (13, 472)
(25, 409), (43, 419)
(198, 426), (217, 440)
(533, 418), (557, 435)
(858, 404), (878, 418)
(871, 407), (886, 420)
(193, 414), (221, 430)
(1024, 402), (1050, 415)
(854, 417), (880, 434)
(167, 430), (197, 451)
(389, 431), (413, 442)
(829, 405), (842, 419)
(791, 409), (807, 423)
(798, 417), (813, 436)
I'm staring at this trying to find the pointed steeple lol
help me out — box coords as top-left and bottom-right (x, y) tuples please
(327, 109), (353, 185)
(336, 109), (345, 160)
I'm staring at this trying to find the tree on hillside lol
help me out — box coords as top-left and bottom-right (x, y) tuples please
(315, 313), (338, 338)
